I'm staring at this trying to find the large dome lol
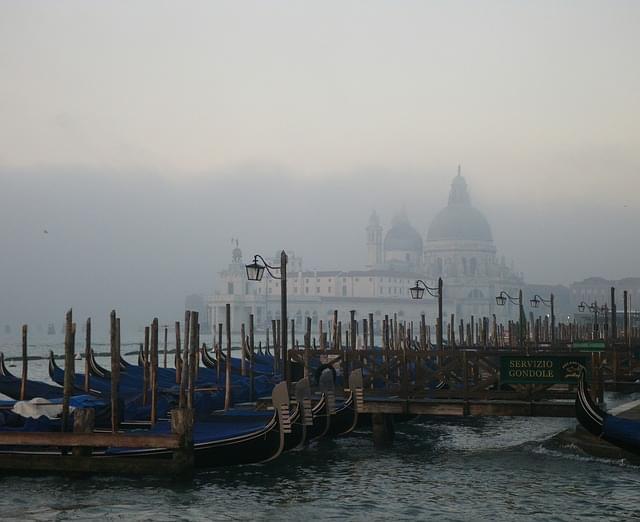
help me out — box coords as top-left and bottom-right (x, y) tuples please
(426, 173), (493, 242)
(384, 212), (423, 252)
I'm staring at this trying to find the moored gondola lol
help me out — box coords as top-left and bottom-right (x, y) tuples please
(106, 381), (292, 467)
(326, 368), (363, 438)
(0, 353), (64, 400)
(576, 369), (640, 456)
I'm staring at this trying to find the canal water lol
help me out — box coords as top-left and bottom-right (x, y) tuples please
(0, 336), (639, 520)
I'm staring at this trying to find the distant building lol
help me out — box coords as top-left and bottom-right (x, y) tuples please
(207, 170), (526, 334)
(185, 293), (210, 330)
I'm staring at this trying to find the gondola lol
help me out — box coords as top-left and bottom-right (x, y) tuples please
(0, 381), (292, 467)
(0, 353), (64, 400)
(325, 368), (363, 438)
(49, 351), (136, 397)
(200, 345), (275, 376)
(92, 349), (274, 405)
(576, 369), (640, 456)
(106, 381), (292, 467)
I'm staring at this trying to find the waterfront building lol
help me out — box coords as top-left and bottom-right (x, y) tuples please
(207, 170), (526, 335)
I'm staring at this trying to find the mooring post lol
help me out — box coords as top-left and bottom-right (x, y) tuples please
(218, 322), (223, 382)
(62, 315), (76, 432)
(383, 315), (390, 388)
(175, 321), (181, 384)
(363, 318), (368, 352)
(171, 408), (194, 473)
(249, 313), (255, 401)
(319, 320), (325, 350)
(84, 318), (91, 393)
(20, 324), (27, 401)
(184, 310), (191, 379)
(163, 325), (168, 369)
(241, 322), (247, 377)
(179, 312), (190, 409)
(273, 319), (280, 374)
(610, 287), (617, 341)
(178, 319), (189, 410)
(624, 290), (630, 347)
(109, 310), (118, 432)
(150, 318), (158, 426)
(142, 326), (150, 406)
(188, 312), (198, 410)
(462, 349), (469, 415)
(371, 413), (394, 449)
(225, 304), (232, 411)
(72, 408), (95, 457)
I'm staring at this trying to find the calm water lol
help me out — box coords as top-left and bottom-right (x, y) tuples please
(0, 337), (639, 521)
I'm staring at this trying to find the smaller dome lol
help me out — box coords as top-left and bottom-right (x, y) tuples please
(384, 212), (423, 252)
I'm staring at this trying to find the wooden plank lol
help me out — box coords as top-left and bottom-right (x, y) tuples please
(0, 453), (186, 475)
(0, 432), (181, 448)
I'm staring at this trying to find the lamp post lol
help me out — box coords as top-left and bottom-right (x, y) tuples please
(410, 277), (443, 350)
(530, 294), (555, 346)
(578, 301), (599, 340)
(496, 290), (525, 349)
(246, 250), (288, 382)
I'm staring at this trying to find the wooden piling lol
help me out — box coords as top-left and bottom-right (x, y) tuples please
(363, 318), (368, 351)
(319, 319), (325, 350)
(217, 322), (223, 382)
(224, 304), (232, 411)
(163, 325), (168, 369)
(611, 287), (617, 341)
(72, 408), (96, 458)
(175, 321), (181, 384)
(109, 310), (118, 433)
(184, 310), (191, 379)
(240, 323), (247, 377)
(249, 313), (255, 401)
(20, 324), (27, 401)
(305, 316), (312, 348)
(179, 313), (190, 409)
(62, 311), (75, 432)
(84, 318), (91, 394)
(143, 326), (150, 406)
(150, 318), (158, 426)
(188, 312), (198, 410)
(624, 290), (630, 346)
(448, 313), (454, 348)
(170, 408), (194, 472)
(371, 413), (394, 449)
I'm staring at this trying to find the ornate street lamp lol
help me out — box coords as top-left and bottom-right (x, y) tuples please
(530, 294), (556, 346)
(578, 301), (600, 339)
(496, 290), (526, 349)
(409, 278), (444, 350)
(246, 251), (288, 382)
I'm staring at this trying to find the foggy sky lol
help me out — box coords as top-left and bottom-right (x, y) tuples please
(1, 1), (639, 327)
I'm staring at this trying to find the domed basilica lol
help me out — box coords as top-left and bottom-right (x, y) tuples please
(209, 169), (525, 333)
(365, 169), (523, 320)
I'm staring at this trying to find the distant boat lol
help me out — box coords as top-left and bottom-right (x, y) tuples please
(47, 323), (55, 335)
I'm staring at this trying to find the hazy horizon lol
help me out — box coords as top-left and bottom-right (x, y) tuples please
(1, 1), (639, 326)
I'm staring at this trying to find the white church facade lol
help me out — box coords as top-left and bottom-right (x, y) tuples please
(207, 171), (524, 334)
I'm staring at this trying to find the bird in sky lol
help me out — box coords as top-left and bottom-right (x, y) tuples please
(43, 229), (48, 234)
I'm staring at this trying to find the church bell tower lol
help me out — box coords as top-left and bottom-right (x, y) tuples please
(366, 210), (383, 268)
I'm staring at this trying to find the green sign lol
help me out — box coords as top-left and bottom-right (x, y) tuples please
(500, 355), (589, 384)
(573, 341), (605, 352)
